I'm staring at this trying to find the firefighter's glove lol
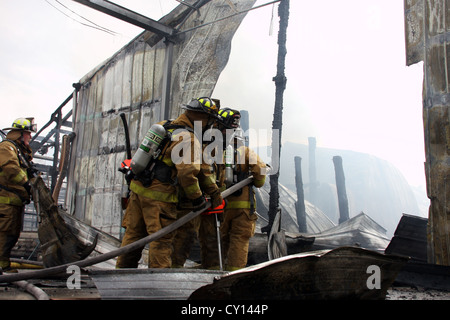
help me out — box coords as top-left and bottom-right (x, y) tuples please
(209, 190), (223, 208)
(119, 159), (134, 184)
(119, 159), (132, 173)
(202, 199), (226, 215)
(192, 196), (206, 210)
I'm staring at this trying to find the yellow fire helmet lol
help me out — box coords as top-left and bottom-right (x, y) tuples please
(3, 117), (37, 133)
(182, 97), (220, 117)
(218, 108), (241, 129)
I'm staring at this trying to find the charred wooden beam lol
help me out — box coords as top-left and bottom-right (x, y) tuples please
(266, 0), (289, 233)
(294, 156), (307, 233)
(332, 156), (349, 224)
(404, 0), (450, 265)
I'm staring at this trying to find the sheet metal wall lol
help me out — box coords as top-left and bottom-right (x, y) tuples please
(67, 0), (256, 237)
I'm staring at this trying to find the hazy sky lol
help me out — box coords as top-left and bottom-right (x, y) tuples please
(0, 0), (426, 189)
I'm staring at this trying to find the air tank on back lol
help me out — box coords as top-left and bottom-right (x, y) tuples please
(130, 123), (166, 175)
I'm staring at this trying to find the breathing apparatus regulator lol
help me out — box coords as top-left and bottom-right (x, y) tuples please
(130, 123), (167, 175)
(218, 108), (244, 187)
(224, 127), (246, 187)
(224, 144), (234, 187)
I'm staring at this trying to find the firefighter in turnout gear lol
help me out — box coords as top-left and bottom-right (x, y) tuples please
(197, 148), (227, 269)
(197, 188), (226, 269)
(217, 108), (266, 271)
(0, 118), (36, 271)
(171, 98), (225, 268)
(171, 146), (225, 268)
(116, 97), (223, 268)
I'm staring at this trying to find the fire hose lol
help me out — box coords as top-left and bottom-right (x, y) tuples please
(0, 176), (254, 283)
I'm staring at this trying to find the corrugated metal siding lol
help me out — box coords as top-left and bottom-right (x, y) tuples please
(90, 269), (225, 300)
(67, 0), (257, 237)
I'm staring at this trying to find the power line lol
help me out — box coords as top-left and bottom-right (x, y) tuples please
(44, 0), (120, 36)
(55, 0), (120, 35)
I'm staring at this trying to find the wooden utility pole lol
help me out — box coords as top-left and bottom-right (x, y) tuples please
(265, 0), (289, 233)
(332, 156), (349, 224)
(294, 156), (307, 233)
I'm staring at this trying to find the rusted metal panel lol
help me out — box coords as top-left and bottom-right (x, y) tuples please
(67, 0), (257, 237)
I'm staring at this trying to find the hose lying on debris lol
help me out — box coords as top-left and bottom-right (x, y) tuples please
(0, 176), (254, 283)
(10, 258), (44, 269)
(12, 280), (50, 300)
